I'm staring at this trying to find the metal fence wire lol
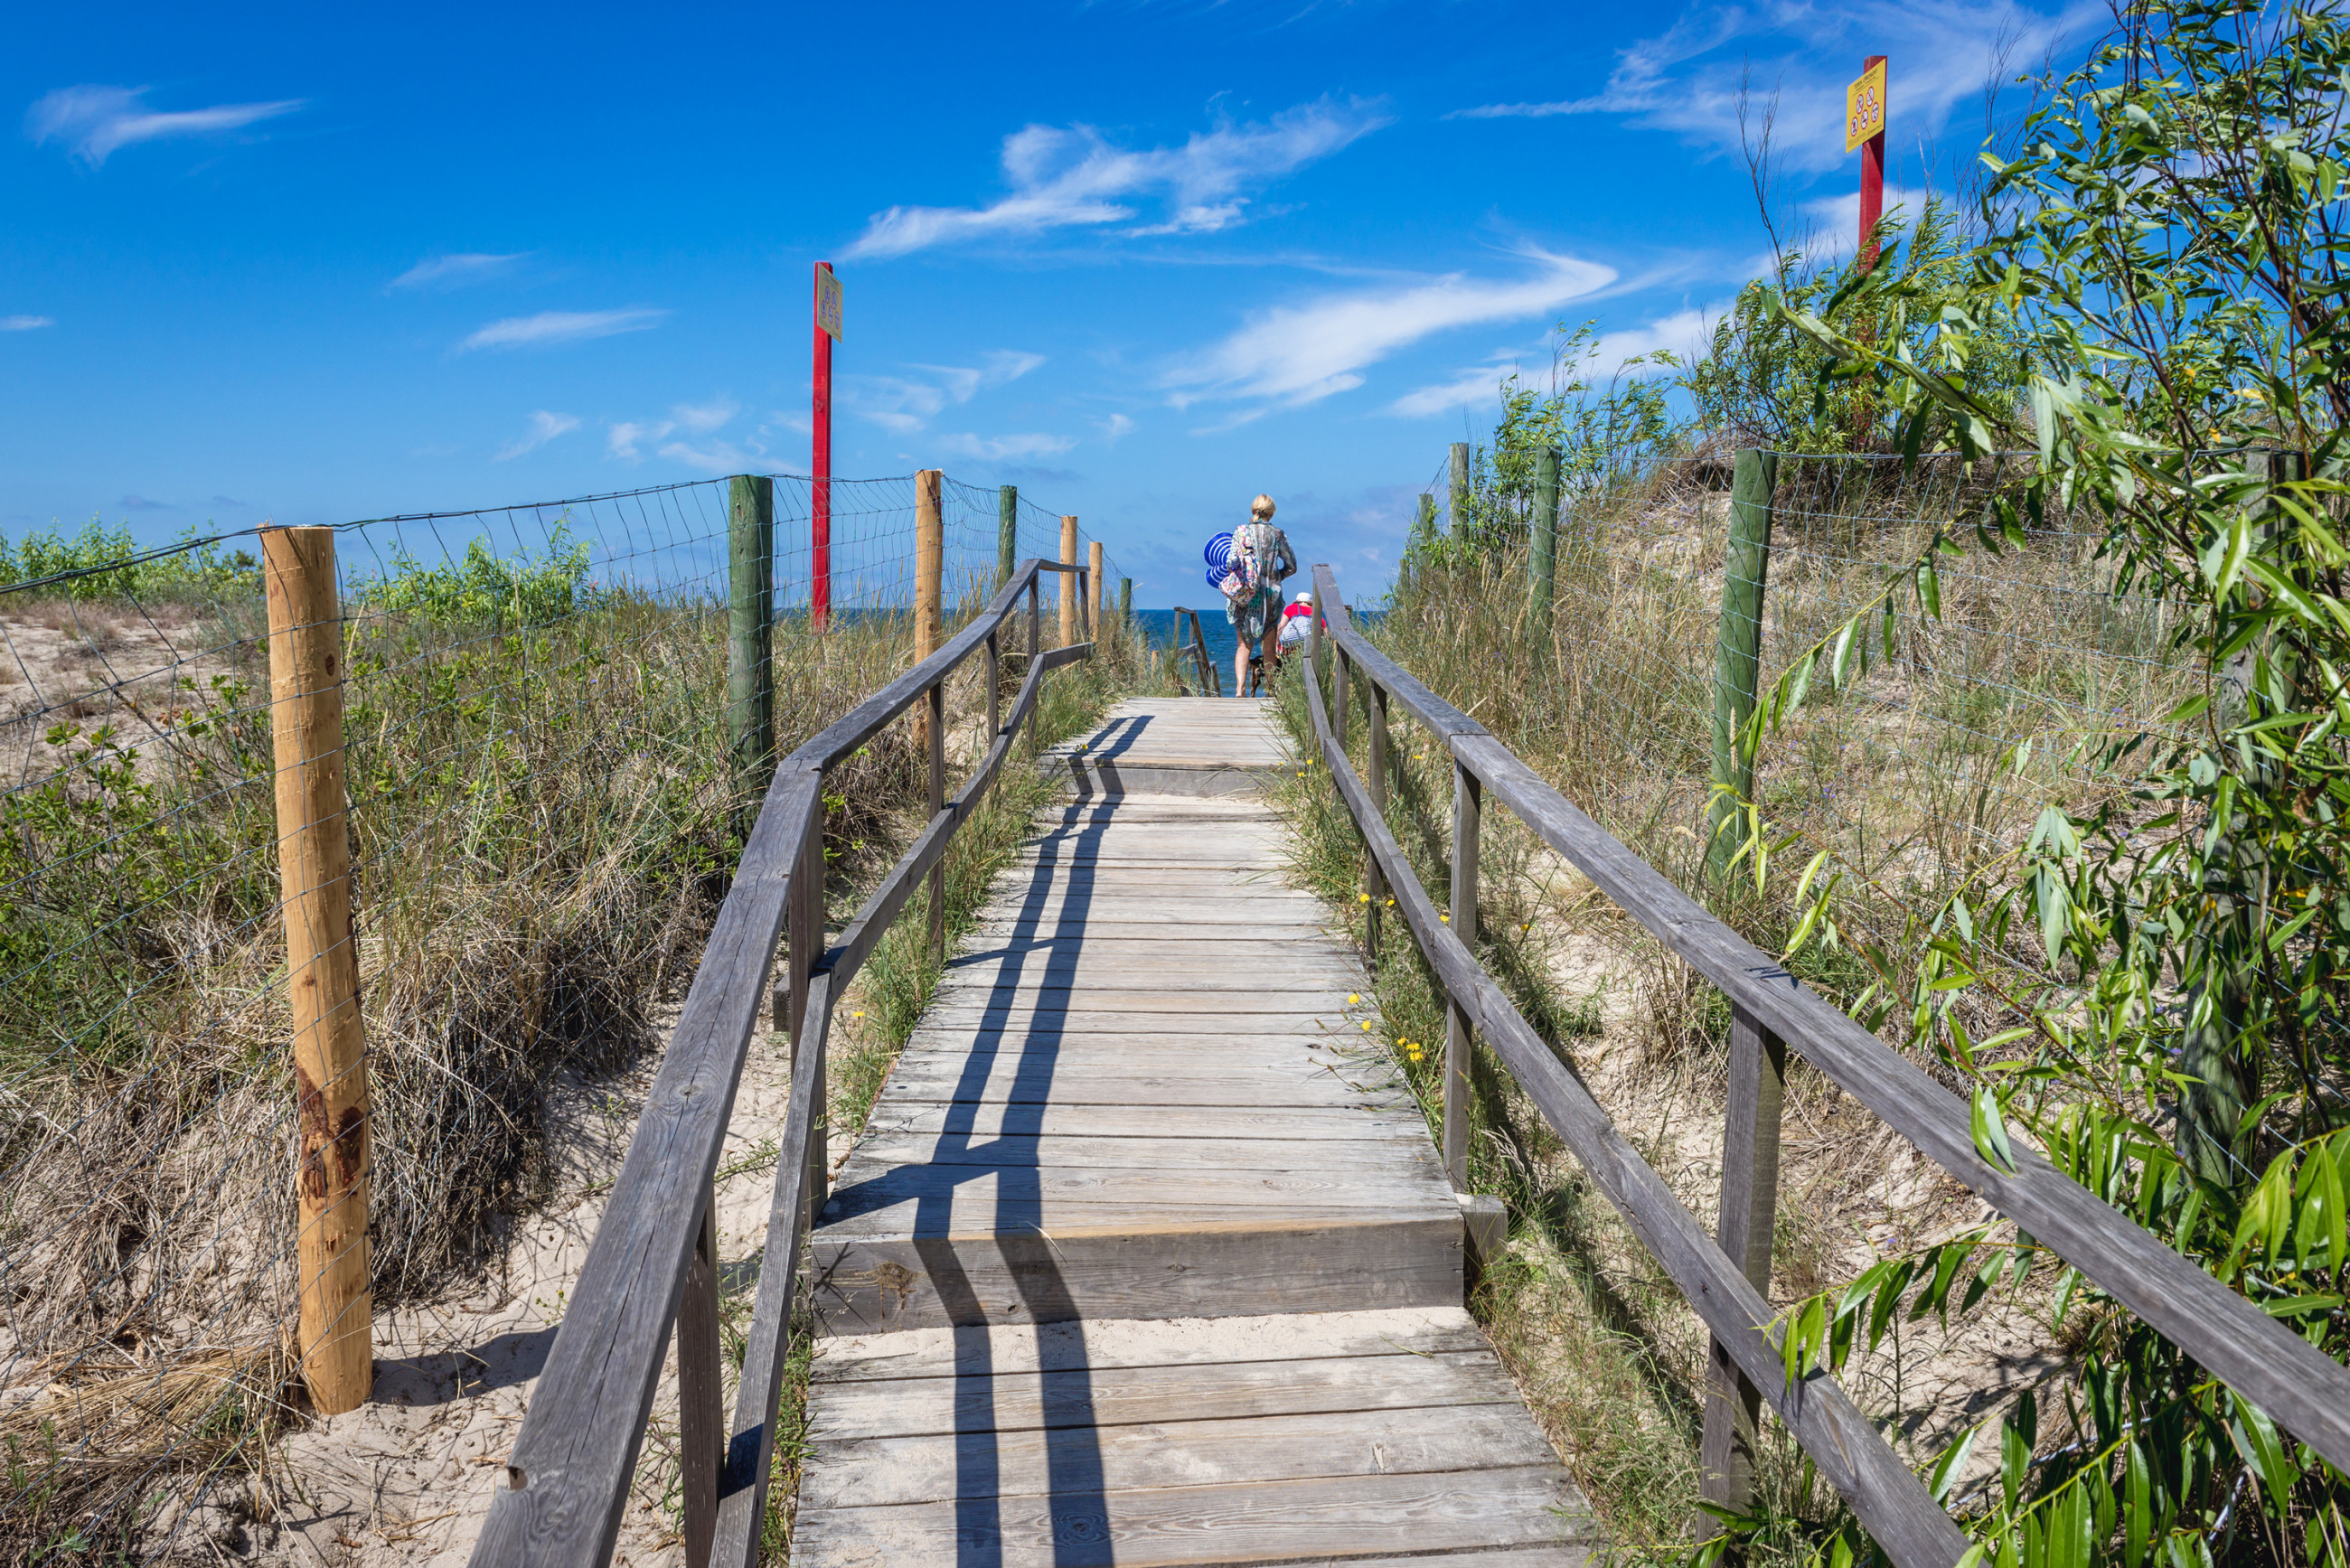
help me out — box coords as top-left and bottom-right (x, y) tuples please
(0, 468), (1109, 1555)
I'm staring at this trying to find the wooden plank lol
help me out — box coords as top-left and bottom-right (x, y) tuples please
(820, 1161), (1462, 1225)
(907, 1011), (1359, 1035)
(847, 1132), (1446, 1174)
(860, 1101), (1427, 1142)
(800, 1404), (1560, 1509)
(812, 1217), (1465, 1332)
(874, 1064), (1407, 1111)
(790, 1466), (1584, 1566)
(813, 1308), (1491, 1383)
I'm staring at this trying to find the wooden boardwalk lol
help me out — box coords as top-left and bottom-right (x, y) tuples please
(796, 696), (1591, 1565)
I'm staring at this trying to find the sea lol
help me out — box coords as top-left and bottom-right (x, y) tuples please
(1127, 606), (1379, 655)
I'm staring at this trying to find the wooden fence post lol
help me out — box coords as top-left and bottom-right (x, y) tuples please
(1118, 577), (1131, 624)
(677, 1197), (722, 1568)
(1531, 445), (1559, 646)
(1706, 449), (1777, 881)
(1088, 540), (1104, 639)
(998, 484), (1019, 592)
(1444, 760), (1480, 1190)
(728, 475), (776, 822)
(1449, 442), (1472, 542)
(1027, 577), (1041, 755)
(916, 471), (946, 969)
(262, 525), (372, 1416)
(1059, 517), (1079, 648)
(1697, 1006), (1787, 1538)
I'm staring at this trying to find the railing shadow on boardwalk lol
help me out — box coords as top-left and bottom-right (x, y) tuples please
(828, 797), (1123, 1564)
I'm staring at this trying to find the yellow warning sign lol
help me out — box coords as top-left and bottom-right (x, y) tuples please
(1846, 60), (1886, 152)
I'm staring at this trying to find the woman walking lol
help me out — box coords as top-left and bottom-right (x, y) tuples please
(1223, 494), (1296, 696)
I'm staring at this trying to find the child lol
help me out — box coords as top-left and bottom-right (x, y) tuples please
(1278, 590), (1317, 648)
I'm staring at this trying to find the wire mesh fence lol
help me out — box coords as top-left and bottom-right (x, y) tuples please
(0, 466), (1113, 1557)
(1391, 449), (2197, 959)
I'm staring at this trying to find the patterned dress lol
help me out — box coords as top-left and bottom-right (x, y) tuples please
(1224, 521), (1297, 640)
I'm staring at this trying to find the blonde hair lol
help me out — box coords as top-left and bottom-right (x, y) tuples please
(1250, 493), (1276, 519)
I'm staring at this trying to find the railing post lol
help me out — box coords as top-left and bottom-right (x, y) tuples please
(998, 484), (1018, 592)
(1059, 516), (1079, 647)
(1332, 651), (1349, 753)
(678, 1195), (722, 1568)
(1531, 445), (1558, 647)
(1367, 684), (1389, 963)
(261, 524), (372, 1416)
(1444, 758), (1480, 1190)
(1698, 1005), (1787, 1540)
(728, 474), (776, 826)
(789, 795), (828, 1215)
(1088, 540), (1104, 637)
(986, 627), (1001, 755)
(1706, 448), (1776, 881)
(1027, 577), (1041, 756)
(926, 678), (946, 970)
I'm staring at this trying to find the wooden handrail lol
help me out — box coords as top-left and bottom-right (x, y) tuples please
(1170, 605), (1222, 697)
(1303, 561), (2350, 1562)
(469, 556), (1094, 1568)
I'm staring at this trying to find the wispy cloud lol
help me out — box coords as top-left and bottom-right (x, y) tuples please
(26, 85), (303, 167)
(2, 315), (53, 332)
(1161, 249), (1618, 423)
(457, 308), (666, 353)
(1451, 1), (2102, 173)
(1387, 305), (1724, 418)
(939, 432), (1076, 462)
(847, 98), (1386, 258)
(495, 410), (581, 462)
(1098, 413), (1136, 443)
(609, 397), (747, 464)
(392, 252), (530, 291)
(1797, 185), (1936, 258)
(846, 350), (1046, 433)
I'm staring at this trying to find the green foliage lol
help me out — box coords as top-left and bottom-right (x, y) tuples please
(1672, 199), (2035, 455)
(1413, 322), (1676, 570)
(0, 518), (258, 600)
(352, 523), (599, 625)
(1739, 4), (2350, 1562)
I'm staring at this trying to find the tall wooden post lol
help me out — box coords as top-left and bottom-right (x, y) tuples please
(1706, 449), (1777, 881)
(1443, 762), (1480, 1190)
(1088, 540), (1104, 639)
(1366, 686), (1389, 962)
(1118, 577), (1132, 625)
(998, 485), (1019, 592)
(1026, 577), (1041, 756)
(914, 471), (944, 746)
(1698, 1008), (1787, 1537)
(1059, 516), (1079, 648)
(1449, 443), (1472, 540)
(812, 263), (840, 628)
(263, 525), (372, 1415)
(1531, 446), (1559, 645)
(729, 475), (776, 824)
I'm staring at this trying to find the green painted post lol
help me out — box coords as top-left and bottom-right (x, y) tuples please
(1449, 442), (1472, 540)
(728, 474), (776, 820)
(997, 485), (1018, 590)
(1118, 577), (1131, 624)
(1705, 449), (1776, 881)
(1531, 446), (1559, 644)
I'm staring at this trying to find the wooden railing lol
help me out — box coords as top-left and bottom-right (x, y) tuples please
(1300, 564), (2350, 1568)
(469, 557), (1094, 1568)
(1170, 604), (1222, 696)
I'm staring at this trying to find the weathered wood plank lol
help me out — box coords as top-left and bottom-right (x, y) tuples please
(859, 1101), (1427, 1142)
(790, 1467), (1584, 1566)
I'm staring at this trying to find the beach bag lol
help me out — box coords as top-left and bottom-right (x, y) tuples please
(1219, 523), (1284, 609)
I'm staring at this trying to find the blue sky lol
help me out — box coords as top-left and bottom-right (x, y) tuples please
(4, 0), (2101, 606)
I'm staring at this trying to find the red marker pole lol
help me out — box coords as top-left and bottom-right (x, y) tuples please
(811, 261), (836, 629)
(1856, 55), (1886, 273)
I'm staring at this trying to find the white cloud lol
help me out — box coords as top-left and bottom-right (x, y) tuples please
(609, 398), (748, 463)
(457, 308), (666, 352)
(1386, 357), (1529, 418)
(1797, 185), (1936, 259)
(939, 432), (1076, 462)
(2, 315), (53, 332)
(1098, 413), (1136, 443)
(847, 98), (1386, 258)
(846, 351), (1047, 432)
(26, 85), (304, 167)
(1388, 305), (1725, 418)
(494, 410), (580, 462)
(391, 252), (529, 290)
(1161, 249), (1618, 418)
(1452, 1), (2103, 173)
